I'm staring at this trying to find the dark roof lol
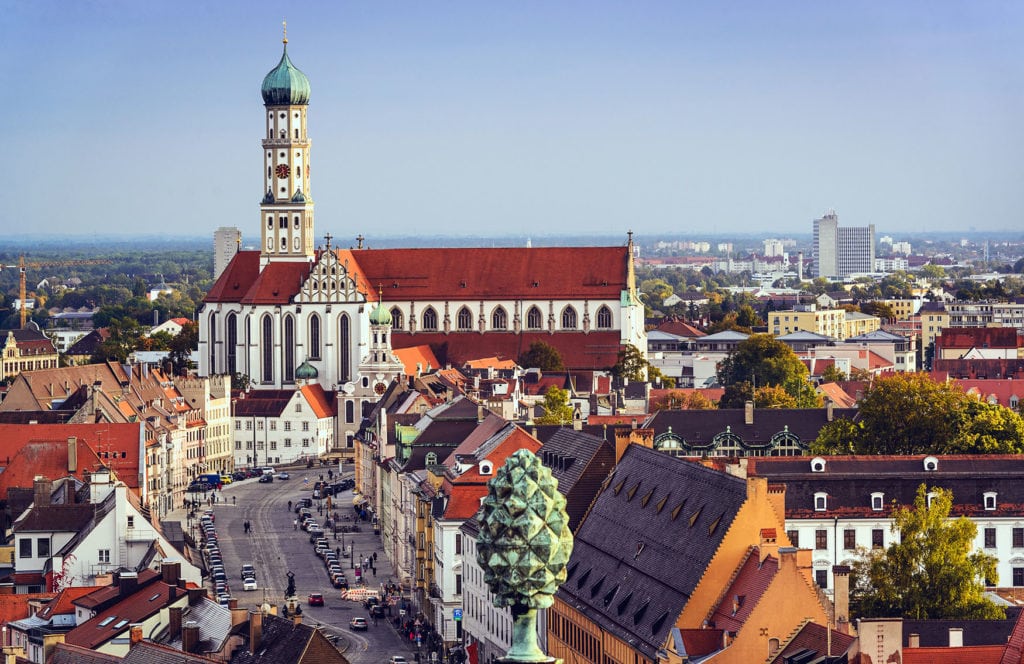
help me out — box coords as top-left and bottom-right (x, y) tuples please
(122, 641), (220, 664)
(643, 407), (858, 451)
(49, 643), (123, 664)
(230, 612), (348, 664)
(14, 503), (95, 533)
(747, 455), (1024, 518)
(232, 392), (292, 417)
(768, 620), (857, 663)
(903, 607), (1021, 647)
(559, 445), (748, 660)
(539, 429), (614, 496)
(66, 329), (110, 356)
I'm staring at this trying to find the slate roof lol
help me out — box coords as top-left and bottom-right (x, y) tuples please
(559, 445), (749, 661)
(767, 620), (857, 664)
(642, 407), (858, 450)
(163, 597), (232, 654)
(49, 643), (123, 664)
(708, 549), (777, 633)
(229, 612), (348, 664)
(123, 641), (221, 663)
(66, 328), (111, 357)
(747, 455), (1024, 518)
(539, 429), (613, 495)
(13, 503), (95, 534)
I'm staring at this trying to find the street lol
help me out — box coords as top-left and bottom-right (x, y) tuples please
(194, 471), (421, 663)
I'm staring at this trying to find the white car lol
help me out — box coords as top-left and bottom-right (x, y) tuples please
(243, 577), (258, 591)
(387, 657), (408, 664)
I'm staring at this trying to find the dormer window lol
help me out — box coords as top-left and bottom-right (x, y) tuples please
(814, 492), (828, 512)
(923, 456), (938, 472)
(811, 457), (826, 473)
(984, 492), (998, 511)
(871, 492), (884, 511)
(425, 453), (437, 466)
(479, 460), (494, 476)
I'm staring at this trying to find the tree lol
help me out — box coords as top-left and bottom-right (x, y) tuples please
(814, 372), (1024, 455)
(610, 345), (676, 388)
(91, 317), (147, 363)
(717, 334), (819, 408)
(534, 386), (575, 425)
(517, 341), (563, 372)
(753, 384), (797, 408)
(167, 321), (198, 375)
(853, 485), (1002, 620)
(859, 301), (896, 322)
(654, 390), (717, 410)
(821, 365), (848, 382)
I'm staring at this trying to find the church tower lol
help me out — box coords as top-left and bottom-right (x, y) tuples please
(259, 25), (315, 267)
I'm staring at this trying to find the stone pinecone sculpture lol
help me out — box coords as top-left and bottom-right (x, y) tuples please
(477, 448), (574, 612)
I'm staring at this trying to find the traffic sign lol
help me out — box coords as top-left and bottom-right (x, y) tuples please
(453, 608), (463, 621)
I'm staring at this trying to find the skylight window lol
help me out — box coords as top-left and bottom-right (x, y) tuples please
(114, 619), (129, 629)
(98, 617), (115, 627)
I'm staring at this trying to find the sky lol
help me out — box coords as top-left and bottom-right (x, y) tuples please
(4, 1), (1024, 241)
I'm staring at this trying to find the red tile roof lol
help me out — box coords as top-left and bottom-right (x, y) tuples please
(903, 646), (1003, 664)
(394, 345), (442, 376)
(353, 246), (628, 300)
(300, 384), (336, 418)
(816, 382), (859, 408)
(0, 592), (55, 625)
(204, 251), (262, 302)
(37, 586), (101, 619)
(938, 328), (1022, 350)
(393, 331), (622, 372)
(709, 549), (777, 632)
(770, 620), (856, 663)
(655, 320), (706, 338)
(0, 423), (142, 491)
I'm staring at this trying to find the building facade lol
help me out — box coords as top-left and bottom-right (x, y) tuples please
(812, 210), (875, 278)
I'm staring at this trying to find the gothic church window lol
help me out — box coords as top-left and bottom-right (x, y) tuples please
(457, 307), (473, 331)
(261, 315), (273, 383)
(208, 315), (217, 372)
(391, 308), (404, 331)
(339, 314), (351, 382)
(226, 313), (237, 375)
(283, 316), (295, 382)
(309, 314), (321, 359)
(597, 305), (612, 329)
(527, 306), (542, 330)
(492, 307), (507, 330)
(561, 306), (578, 329)
(422, 308), (438, 331)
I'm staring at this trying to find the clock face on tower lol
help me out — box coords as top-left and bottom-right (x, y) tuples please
(275, 163), (290, 179)
(374, 382), (387, 395)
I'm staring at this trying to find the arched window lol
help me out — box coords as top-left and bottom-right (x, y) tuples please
(597, 305), (613, 329)
(261, 315), (274, 383)
(208, 314), (217, 372)
(339, 314), (351, 382)
(422, 308), (438, 331)
(561, 306), (578, 329)
(345, 400), (354, 424)
(226, 313), (237, 376)
(309, 314), (321, 359)
(456, 306), (473, 331)
(390, 308), (404, 331)
(283, 315), (295, 382)
(526, 306), (542, 330)
(492, 307), (507, 330)
(279, 216), (287, 228)
(280, 238), (286, 250)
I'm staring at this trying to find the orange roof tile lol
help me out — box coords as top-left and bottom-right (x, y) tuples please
(463, 357), (519, 370)
(394, 345), (441, 377)
(0, 592), (55, 625)
(0, 423), (142, 491)
(300, 384), (336, 418)
(37, 586), (102, 619)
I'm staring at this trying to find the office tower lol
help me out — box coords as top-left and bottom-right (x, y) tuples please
(213, 226), (242, 280)
(812, 211), (874, 279)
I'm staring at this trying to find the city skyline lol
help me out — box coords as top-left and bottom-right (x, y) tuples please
(5, 1), (1024, 239)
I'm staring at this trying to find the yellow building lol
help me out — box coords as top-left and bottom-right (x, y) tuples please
(918, 304), (950, 351)
(1, 328), (59, 380)
(769, 307), (880, 340)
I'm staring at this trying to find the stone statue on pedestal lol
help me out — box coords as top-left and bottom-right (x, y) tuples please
(477, 448), (573, 663)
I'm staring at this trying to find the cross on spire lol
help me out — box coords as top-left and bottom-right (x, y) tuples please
(356, 234), (365, 249)
(324, 232), (332, 250)
(282, 20), (288, 44)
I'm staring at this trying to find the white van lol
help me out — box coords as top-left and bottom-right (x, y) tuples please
(261, 467), (275, 476)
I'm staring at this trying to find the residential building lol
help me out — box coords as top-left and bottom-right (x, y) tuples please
(1, 328), (59, 380)
(812, 210), (875, 278)
(769, 305), (881, 339)
(213, 226), (241, 281)
(231, 382), (335, 469)
(936, 327), (1023, 361)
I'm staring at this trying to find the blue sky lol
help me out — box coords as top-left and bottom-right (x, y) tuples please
(4, 1), (1023, 240)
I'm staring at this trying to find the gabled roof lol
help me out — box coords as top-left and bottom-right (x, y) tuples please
(0, 362), (129, 410)
(938, 327), (1022, 350)
(0, 592), (55, 625)
(229, 612), (348, 664)
(122, 640), (221, 664)
(232, 391), (293, 417)
(767, 620), (857, 664)
(14, 503), (95, 534)
(67, 570), (186, 649)
(655, 320), (706, 338)
(816, 382), (858, 408)
(37, 586), (101, 619)
(848, 328), (910, 342)
(443, 426), (541, 520)
(642, 407), (857, 449)
(463, 356), (519, 371)
(299, 384), (336, 418)
(393, 344), (441, 376)
(708, 548), (777, 632)
(539, 428), (614, 498)
(49, 643), (123, 664)
(559, 446), (748, 660)
(204, 251), (262, 302)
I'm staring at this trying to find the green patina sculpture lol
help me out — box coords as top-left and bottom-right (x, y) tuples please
(477, 448), (573, 663)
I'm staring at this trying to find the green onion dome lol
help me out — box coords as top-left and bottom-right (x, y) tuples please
(369, 302), (392, 326)
(261, 42), (310, 106)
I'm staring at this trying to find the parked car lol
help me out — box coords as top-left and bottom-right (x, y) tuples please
(258, 474), (273, 483)
(349, 617), (368, 631)
(370, 605), (386, 618)
(388, 656), (409, 664)
(308, 592), (324, 607)
(240, 564), (255, 580)
(278, 472), (290, 480)
(187, 482), (209, 493)
(295, 498), (313, 512)
(232, 471), (248, 481)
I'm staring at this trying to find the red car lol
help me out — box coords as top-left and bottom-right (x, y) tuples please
(308, 592), (324, 607)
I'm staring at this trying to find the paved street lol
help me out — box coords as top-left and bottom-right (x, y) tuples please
(175, 470), (420, 663)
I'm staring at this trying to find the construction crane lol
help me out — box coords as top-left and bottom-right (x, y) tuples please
(1, 256), (112, 327)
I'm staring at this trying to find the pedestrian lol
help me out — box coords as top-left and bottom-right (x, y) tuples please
(232, 496), (236, 506)
(372, 566), (376, 577)
(293, 519), (298, 530)
(288, 500), (292, 511)
(372, 551), (377, 561)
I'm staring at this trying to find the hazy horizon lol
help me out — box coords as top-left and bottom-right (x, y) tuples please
(5, 2), (1024, 239)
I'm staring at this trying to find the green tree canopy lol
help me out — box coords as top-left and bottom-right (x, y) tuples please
(813, 372), (1024, 455)
(853, 485), (1002, 620)
(717, 334), (819, 408)
(534, 386), (575, 425)
(517, 341), (563, 372)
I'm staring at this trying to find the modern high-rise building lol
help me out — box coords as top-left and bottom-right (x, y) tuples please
(213, 226), (242, 280)
(812, 211), (874, 278)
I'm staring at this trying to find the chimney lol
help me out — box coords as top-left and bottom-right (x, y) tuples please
(168, 606), (183, 640)
(129, 624), (144, 645)
(162, 561), (181, 586)
(67, 437), (77, 472)
(949, 627), (963, 648)
(744, 400), (754, 425)
(187, 587), (205, 605)
(249, 610), (263, 654)
(826, 398), (834, 422)
(231, 606), (248, 626)
(759, 528), (778, 565)
(41, 634), (64, 662)
(832, 565), (851, 632)
(33, 476), (53, 507)
(118, 571), (138, 596)
(908, 633), (920, 648)
(182, 620), (199, 653)
(477, 404), (484, 423)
